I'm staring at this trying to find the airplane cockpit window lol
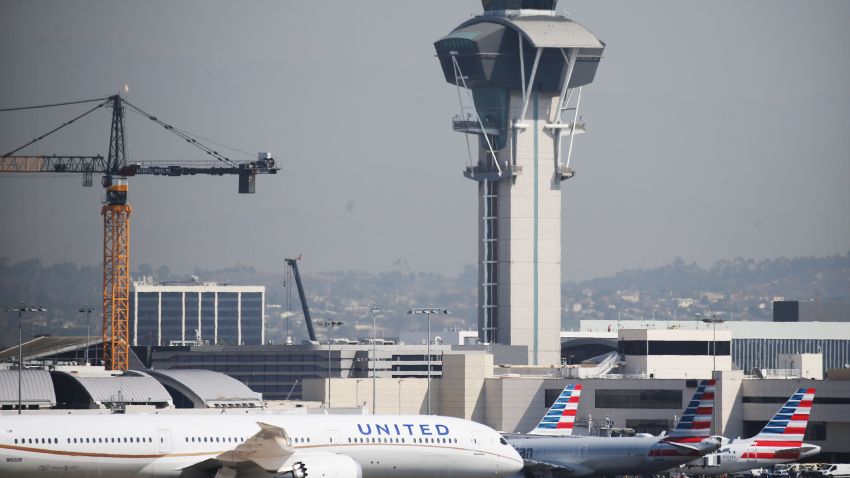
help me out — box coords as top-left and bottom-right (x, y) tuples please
(500, 437), (509, 445)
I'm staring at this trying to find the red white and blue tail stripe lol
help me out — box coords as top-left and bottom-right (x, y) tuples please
(529, 384), (582, 436)
(744, 388), (816, 460)
(667, 379), (716, 444)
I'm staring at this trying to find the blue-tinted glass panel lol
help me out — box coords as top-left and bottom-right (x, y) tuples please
(201, 293), (216, 344)
(160, 293), (183, 345)
(217, 293), (239, 345)
(241, 292), (263, 345)
(185, 293), (199, 341)
(135, 293), (159, 346)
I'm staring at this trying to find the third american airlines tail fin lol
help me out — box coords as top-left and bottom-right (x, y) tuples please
(750, 387), (815, 451)
(528, 384), (582, 436)
(666, 379), (715, 443)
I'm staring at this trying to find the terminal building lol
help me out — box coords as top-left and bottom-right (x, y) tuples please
(3, 324), (848, 461)
(131, 278), (265, 346)
(563, 319), (850, 376)
(137, 341), (526, 401)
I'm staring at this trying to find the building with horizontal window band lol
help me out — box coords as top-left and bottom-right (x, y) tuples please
(131, 280), (265, 347)
(138, 342), (525, 402)
(565, 319), (850, 376)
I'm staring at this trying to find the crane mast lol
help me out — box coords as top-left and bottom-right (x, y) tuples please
(285, 257), (318, 342)
(1, 94), (279, 370)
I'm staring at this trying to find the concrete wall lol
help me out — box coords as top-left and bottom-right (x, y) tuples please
(440, 353), (493, 422)
(620, 328), (733, 379)
(715, 370), (744, 439)
(778, 353), (824, 380)
(302, 377), (439, 415)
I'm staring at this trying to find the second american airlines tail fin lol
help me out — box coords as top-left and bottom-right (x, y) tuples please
(528, 384), (582, 436)
(666, 379), (715, 444)
(748, 387), (815, 457)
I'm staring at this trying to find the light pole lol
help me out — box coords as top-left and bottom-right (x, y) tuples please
(698, 313), (725, 374)
(78, 307), (94, 365)
(355, 378), (363, 407)
(7, 304), (46, 414)
(699, 312), (725, 436)
(370, 305), (380, 414)
(316, 320), (343, 407)
(407, 306), (451, 415)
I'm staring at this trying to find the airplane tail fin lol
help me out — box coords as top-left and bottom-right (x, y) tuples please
(528, 384), (582, 436)
(752, 388), (815, 447)
(666, 379), (715, 443)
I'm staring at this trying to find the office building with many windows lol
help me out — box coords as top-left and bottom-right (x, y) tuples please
(131, 279), (265, 346)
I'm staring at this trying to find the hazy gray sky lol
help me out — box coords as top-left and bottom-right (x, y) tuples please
(1, 1), (848, 281)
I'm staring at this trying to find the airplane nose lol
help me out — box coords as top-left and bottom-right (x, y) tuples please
(499, 448), (524, 476)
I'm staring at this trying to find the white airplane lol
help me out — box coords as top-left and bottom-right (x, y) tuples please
(676, 387), (821, 476)
(506, 380), (722, 477)
(0, 412), (523, 478)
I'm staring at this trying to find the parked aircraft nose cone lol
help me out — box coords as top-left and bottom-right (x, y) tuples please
(499, 447), (524, 476)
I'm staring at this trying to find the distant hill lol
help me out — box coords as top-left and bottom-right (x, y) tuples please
(1, 252), (848, 348)
(571, 253), (850, 301)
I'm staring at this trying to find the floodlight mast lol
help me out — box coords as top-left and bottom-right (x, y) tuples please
(434, 0), (604, 365)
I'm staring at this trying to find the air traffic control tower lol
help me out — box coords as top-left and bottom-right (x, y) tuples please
(434, 0), (604, 365)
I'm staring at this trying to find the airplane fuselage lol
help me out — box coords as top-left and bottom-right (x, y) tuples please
(678, 439), (821, 476)
(506, 434), (717, 477)
(0, 413), (523, 478)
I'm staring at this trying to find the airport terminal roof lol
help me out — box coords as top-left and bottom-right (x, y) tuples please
(56, 372), (173, 406)
(0, 336), (98, 362)
(577, 319), (850, 340)
(143, 369), (263, 408)
(0, 369), (56, 407)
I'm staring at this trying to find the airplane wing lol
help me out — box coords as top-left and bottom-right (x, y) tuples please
(663, 440), (702, 453)
(523, 459), (595, 477)
(180, 422), (296, 474)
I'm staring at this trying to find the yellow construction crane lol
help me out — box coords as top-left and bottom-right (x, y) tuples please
(0, 94), (279, 370)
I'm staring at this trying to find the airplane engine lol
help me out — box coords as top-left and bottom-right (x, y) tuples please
(276, 453), (363, 478)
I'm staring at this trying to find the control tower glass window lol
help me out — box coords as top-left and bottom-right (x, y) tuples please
(482, 0), (557, 11)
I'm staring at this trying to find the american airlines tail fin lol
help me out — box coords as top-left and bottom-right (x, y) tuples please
(528, 384), (582, 436)
(666, 379), (715, 443)
(752, 388), (815, 447)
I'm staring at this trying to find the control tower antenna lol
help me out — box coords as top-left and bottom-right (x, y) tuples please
(434, 0), (605, 365)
